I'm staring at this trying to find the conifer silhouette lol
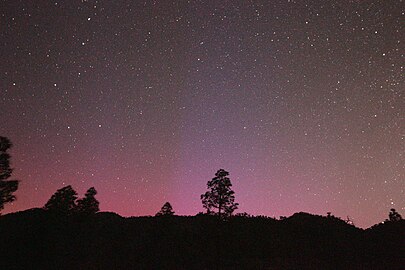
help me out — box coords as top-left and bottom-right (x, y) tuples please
(0, 136), (19, 212)
(201, 169), (238, 217)
(155, 202), (174, 216)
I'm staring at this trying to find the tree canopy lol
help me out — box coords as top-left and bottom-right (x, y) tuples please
(44, 185), (78, 215)
(44, 186), (100, 216)
(201, 169), (238, 217)
(0, 136), (19, 212)
(76, 187), (100, 215)
(155, 202), (175, 216)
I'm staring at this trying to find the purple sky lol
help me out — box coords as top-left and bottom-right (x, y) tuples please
(1, 0), (403, 228)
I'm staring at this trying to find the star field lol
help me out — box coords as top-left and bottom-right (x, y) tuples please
(0, 0), (403, 227)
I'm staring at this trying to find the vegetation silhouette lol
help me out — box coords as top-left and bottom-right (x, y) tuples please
(0, 136), (19, 213)
(155, 202), (175, 216)
(0, 139), (404, 269)
(201, 169), (238, 218)
(388, 208), (402, 222)
(1, 208), (404, 270)
(44, 185), (100, 216)
(44, 185), (79, 215)
(76, 187), (100, 216)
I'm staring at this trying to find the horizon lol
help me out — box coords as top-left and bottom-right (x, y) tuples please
(2, 162), (401, 229)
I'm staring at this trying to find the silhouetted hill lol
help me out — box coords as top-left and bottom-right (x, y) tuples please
(0, 210), (403, 270)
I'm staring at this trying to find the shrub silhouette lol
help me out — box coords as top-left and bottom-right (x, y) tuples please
(388, 208), (402, 222)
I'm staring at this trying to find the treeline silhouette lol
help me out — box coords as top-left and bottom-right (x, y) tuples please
(0, 136), (404, 269)
(1, 208), (404, 270)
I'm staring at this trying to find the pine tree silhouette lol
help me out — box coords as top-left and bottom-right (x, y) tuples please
(201, 169), (238, 217)
(155, 202), (175, 216)
(0, 136), (19, 212)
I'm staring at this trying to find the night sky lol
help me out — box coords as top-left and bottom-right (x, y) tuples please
(1, 0), (403, 228)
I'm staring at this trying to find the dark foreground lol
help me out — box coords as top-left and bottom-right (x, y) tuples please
(1, 209), (404, 270)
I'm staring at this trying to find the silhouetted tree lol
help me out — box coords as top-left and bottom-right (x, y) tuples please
(155, 202), (175, 216)
(76, 187), (99, 215)
(201, 169), (238, 217)
(388, 208), (402, 222)
(44, 185), (78, 215)
(0, 136), (19, 212)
